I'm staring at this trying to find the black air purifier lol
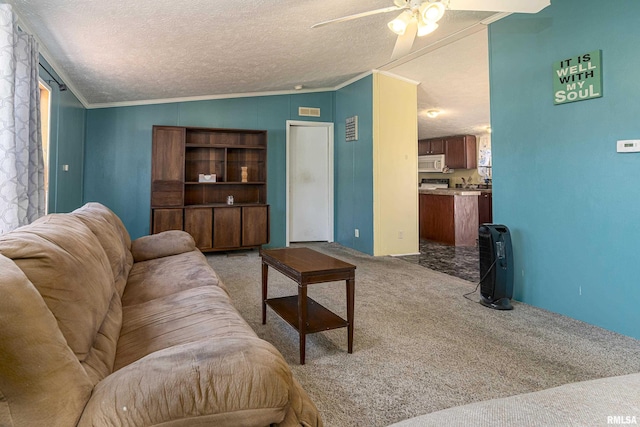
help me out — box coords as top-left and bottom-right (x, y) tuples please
(478, 224), (514, 310)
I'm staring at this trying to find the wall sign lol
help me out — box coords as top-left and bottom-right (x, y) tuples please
(553, 50), (602, 105)
(345, 116), (358, 141)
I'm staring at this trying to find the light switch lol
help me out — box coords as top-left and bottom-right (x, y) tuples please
(617, 140), (640, 153)
(62, 164), (69, 171)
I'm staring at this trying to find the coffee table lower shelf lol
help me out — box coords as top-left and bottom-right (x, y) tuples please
(265, 296), (348, 333)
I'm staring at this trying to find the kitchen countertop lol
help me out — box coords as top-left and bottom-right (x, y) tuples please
(419, 188), (482, 196)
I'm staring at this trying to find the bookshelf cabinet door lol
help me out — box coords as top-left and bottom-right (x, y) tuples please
(213, 207), (241, 248)
(151, 127), (185, 206)
(152, 209), (183, 234)
(185, 208), (213, 250)
(242, 206), (269, 247)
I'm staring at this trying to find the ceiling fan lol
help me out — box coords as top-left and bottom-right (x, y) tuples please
(312, 0), (550, 60)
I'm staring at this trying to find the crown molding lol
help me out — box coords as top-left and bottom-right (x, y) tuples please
(86, 87), (338, 109)
(373, 70), (420, 86)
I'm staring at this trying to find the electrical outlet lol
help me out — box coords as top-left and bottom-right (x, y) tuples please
(398, 231), (403, 239)
(354, 229), (359, 238)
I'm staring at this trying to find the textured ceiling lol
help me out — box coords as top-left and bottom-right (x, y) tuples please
(9, 0), (496, 138)
(388, 29), (491, 138)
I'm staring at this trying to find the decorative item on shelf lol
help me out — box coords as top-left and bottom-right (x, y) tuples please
(226, 195), (234, 205)
(199, 173), (216, 182)
(241, 166), (248, 183)
(461, 176), (474, 189)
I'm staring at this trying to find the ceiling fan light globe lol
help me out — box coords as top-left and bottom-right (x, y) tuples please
(417, 20), (438, 37)
(420, 2), (445, 23)
(388, 10), (413, 35)
(388, 20), (406, 35)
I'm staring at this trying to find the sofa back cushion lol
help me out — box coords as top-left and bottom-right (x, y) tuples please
(0, 254), (93, 427)
(71, 202), (133, 297)
(0, 214), (115, 363)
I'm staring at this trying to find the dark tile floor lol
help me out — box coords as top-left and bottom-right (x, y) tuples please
(399, 239), (480, 283)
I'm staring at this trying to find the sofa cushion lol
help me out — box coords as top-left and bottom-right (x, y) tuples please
(82, 292), (123, 385)
(80, 337), (295, 427)
(0, 254), (93, 427)
(122, 250), (225, 307)
(131, 229), (197, 262)
(71, 202), (133, 297)
(115, 286), (255, 370)
(0, 214), (115, 362)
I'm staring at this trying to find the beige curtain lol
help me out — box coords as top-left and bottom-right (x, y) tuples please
(0, 4), (45, 234)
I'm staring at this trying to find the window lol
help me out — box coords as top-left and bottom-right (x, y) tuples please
(39, 80), (51, 213)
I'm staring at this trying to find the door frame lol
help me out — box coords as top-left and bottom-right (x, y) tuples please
(285, 120), (334, 246)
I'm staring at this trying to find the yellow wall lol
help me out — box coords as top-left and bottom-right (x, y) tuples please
(372, 73), (418, 256)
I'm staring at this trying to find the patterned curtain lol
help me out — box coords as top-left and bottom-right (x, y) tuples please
(0, 4), (45, 234)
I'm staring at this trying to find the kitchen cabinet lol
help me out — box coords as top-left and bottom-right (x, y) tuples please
(444, 135), (477, 169)
(150, 125), (269, 252)
(419, 191), (479, 246)
(418, 138), (445, 155)
(418, 135), (476, 169)
(478, 191), (493, 225)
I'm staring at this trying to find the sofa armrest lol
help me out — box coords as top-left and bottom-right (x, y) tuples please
(78, 338), (305, 427)
(131, 230), (196, 262)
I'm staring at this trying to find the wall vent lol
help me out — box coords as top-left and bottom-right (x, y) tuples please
(298, 107), (321, 117)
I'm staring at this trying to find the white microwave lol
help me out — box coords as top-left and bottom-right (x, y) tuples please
(418, 154), (446, 173)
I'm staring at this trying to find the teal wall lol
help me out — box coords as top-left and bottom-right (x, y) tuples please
(39, 58), (85, 213)
(84, 92), (335, 244)
(489, 0), (640, 339)
(335, 76), (374, 255)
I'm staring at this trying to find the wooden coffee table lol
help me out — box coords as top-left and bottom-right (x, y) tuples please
(260, 247), (356, 364)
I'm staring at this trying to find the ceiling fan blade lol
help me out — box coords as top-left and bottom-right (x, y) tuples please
(312, 6), (404, 29)
(390, 20), (417, 61)
(447, 0), (550, 13)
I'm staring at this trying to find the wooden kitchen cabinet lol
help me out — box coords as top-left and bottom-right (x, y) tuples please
(420, 194), (453, 242)
(418, 138), (445, 155)
(445, 135), (477, 169)
(150, 126), (270, 251)
(418, 135), (476, 169)
(419, 192), (478, 246)
(478, 191), (493, 225)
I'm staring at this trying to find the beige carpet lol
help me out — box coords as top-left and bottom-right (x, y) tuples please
(207, 242), (640, 427)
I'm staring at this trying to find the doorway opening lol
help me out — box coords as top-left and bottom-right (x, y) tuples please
(285, 121), (334, 246)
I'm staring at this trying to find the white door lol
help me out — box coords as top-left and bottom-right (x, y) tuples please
(289, 124), (332, 242)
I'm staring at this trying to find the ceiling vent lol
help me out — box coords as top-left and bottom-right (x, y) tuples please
(298, 107), (321, 117)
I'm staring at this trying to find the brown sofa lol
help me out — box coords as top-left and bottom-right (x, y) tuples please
(0, 203), (322, 427)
